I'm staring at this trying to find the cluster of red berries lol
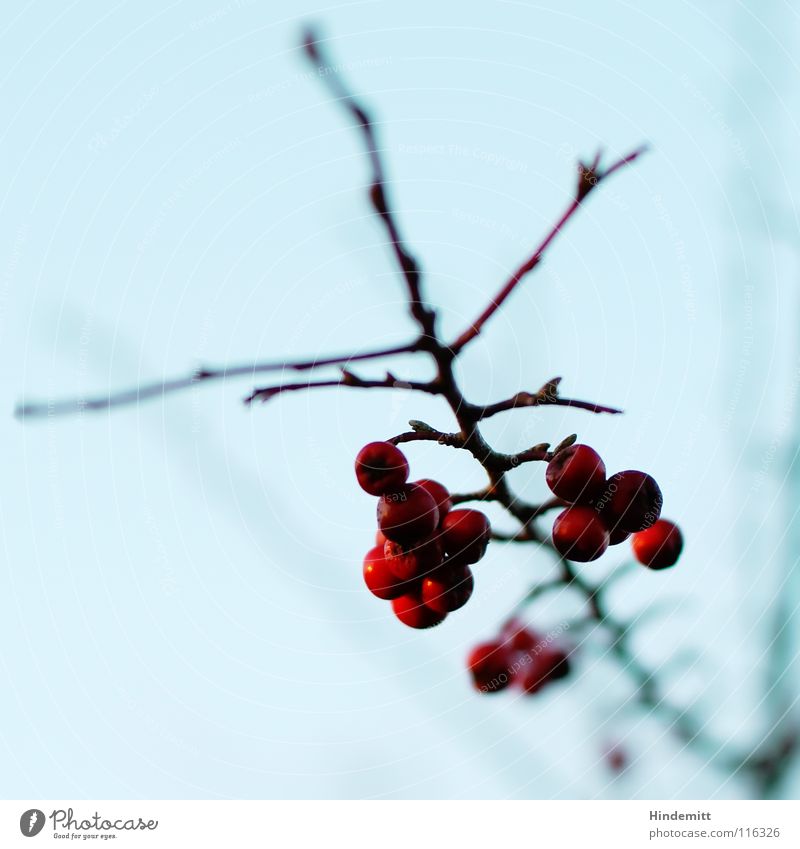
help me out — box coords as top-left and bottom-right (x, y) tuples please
(356, 441), (491, 629)
(467, 620), (571, 696)
(546, 444), (683, 569)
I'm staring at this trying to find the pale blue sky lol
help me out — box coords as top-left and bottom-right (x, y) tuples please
(2, 0), (799, 798)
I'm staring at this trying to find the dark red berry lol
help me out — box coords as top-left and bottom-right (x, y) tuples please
(421, 564), (474, 615)
(384, 535), (444, 581)
(552, 506), (609, 562)
(607, 525), (630, 546)
(596, 470), (663, 533)
(500, 620), (542, 653)
(391, 592), (447, 629)
(377, 483), (439, 543)
(545, 444), (606, 503)
(605, 744), (628, 774)
(467, 642), (514, 693)
(631, 519), (683, 570)
(414, 479), (453, 519)
(363, 546), (408, 600)
(440, 509), (491, 564)
(519, 648), (571, 694)
(355, 441), (409, 496)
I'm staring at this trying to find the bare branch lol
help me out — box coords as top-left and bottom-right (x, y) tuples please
(14, 340), (420, 420)
(303, 27), (434, 335)
(475, 377), (623, 420)
(450, 145), (648, 353)
(246, 369), (437, 405)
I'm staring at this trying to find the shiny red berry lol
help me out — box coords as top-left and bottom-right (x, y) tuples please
(467, 642), (514, 693)
(421, 564), (473, 615)
(414, 479), (453, 519)
(384, 535), (444, 581)
(552, 506), (609, 562)
(377, 483), (439, 543)
(545, 444), (606, 503)
(631, 519), (683, 570)
(391, 592), (447, 629)
(596, 470), (663, 533)
(440, 509), (491, 563)
(362, 546), (408, 600)
(355, 441), (409, 496)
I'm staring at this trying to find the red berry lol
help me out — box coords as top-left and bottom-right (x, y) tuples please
(440, 509), (491, 564)
(519, 648), (571, 694)
(467, 642), (514, 693)
(545, 444), (606, 503)
(391, 592), (447, 629)
(605, 744), (628, 774)
(421, 564), (474, 615)
(375, 529), (387, 546)
(607, 526), (630, 546)
(384, 535), (444, 581)
(414, 479), (453, 519)
(596, 470), (663, 533)
(500, 620), (542, 653)
(362, 546), (408, 600)
(631, 519), (683, 570)
(552, 506), (609, 562)
(377, 483), (439, 543)
(355, 441), (409, 496)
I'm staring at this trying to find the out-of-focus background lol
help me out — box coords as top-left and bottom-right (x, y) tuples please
(1, 0), (799, 799)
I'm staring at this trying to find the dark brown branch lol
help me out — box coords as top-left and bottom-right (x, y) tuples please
(302, 28), (434, 336)
(475, 377), (623, 420)
(246, 369), (437, 405)
(15, 340), (420, 419)
(451, 145), (648, 353)
(389, 420), (569, 473)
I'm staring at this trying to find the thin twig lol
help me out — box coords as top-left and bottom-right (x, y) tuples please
(302, 27), (434, 336)
(451, 145), (649, 353)
(246, 369), (437, 405)
(475, 377), (623, 420)
(15, 340), (420, 419)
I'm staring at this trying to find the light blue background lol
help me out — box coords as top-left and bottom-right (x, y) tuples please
(1, 0), (799, 798)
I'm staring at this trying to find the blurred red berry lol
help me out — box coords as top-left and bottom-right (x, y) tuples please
(519, 648), (571, 694)
(363, 546), (408, 600)
(440, 509), (491, 563)
(552, 506), (609, 562)
(377, 483), (439, 543)
(596, 470), (662, 533)
(391, 592), (447, 629)
(355, 441), (409, 496)
(631, 519), (683, 569)
(414, 478), (453, 519)
(605, 744), (628, 774)
(467, 642), (514, 693)
(545, 444), (606, 503)
(500, 620), (541, 653)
